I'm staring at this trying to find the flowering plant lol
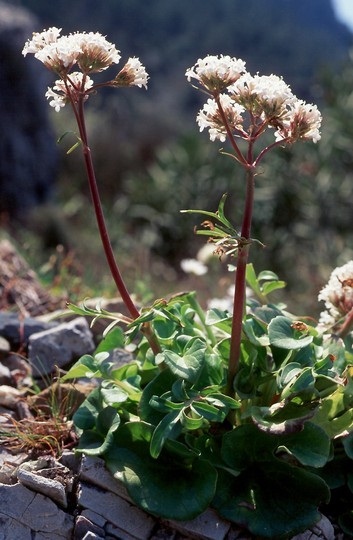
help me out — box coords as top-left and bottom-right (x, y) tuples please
(24, 33), (353, 538)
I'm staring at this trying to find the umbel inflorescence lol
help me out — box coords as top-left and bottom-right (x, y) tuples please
(186, 54), (321, 150)
(22, 27), (148, 112)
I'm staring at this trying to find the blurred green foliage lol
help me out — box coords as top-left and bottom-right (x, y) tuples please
(10, 1), (353, 314)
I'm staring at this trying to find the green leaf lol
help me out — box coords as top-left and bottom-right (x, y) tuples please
(162, 339), (206, 383)
(62, 354), (99, 381)
(149, 395), (184, 413)
(100, 385), (129, 406)
(243, 318), (269, 347)
(257, 270), (281, 282)
(278, 422), (330, 468)
(106, 422), (217, 520)
(216, 424), (330, 538)
(95, 327), (125, 354)
(192, 401), (227, 422)
(76, 405), (120, 456)
(343, 431), (353, 460)
(139, 369), (178, 425)
(150, 409), (182, 458)
(268, 316), (313, 350)
(181, 407), (205, 430)
(73, 387), (103, 430)
(213, 462), (330, 539)
(261, 280), (286, 296)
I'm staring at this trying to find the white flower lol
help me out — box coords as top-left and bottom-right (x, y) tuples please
(114, 57), (149, 88)
(275, 101), (322, 143)
(186, 55), (246, 94)
(180, 258), (208, 276)
(45, 72), (94, 111)
(75, 32), (121, 73)
(197, 94), (244, 142)
(45, 87), (66, 112)
(318, 261), (353, 331)
(229, 73), (295, 121)
(22, 27), (62, 56)
(35, 35), (83, 74)
(23, 29), (120, 75)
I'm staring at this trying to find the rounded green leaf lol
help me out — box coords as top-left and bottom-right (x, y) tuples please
(106, 422), (217, 520)
(278, 422), (330, 468)
(268, 316), (313, 350)
(213, 462), (330, 538)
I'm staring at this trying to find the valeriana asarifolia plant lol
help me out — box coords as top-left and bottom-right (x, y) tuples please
(24, 38), (353, 537)
(22, 28), (160, 354)
(185, 54), (322, 392)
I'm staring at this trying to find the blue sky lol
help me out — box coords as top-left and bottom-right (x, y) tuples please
(332, 0), (353, 32)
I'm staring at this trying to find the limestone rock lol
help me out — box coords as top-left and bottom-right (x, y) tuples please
(0, 483), (74, 537)
(0, 311), (57, 347)
(28, 317), (95, 375)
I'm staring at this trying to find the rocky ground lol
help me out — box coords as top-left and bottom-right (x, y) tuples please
(0, 240), (346, 539)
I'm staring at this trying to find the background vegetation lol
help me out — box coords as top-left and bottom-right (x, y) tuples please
(5, 0), (353, 316)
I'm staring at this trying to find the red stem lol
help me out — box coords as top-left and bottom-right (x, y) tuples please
(227, 166), (255, 393)
(64, 86), (161, 355)
(76, 98), (140, 320)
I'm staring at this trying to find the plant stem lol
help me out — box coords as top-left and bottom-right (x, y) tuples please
(227, 167), (255, 394)
(70, 93), (161, 355)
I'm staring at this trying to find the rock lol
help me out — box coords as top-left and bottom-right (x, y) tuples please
(2, 352), (32, 388)
(80, 455), (131, 500)
(164, 509), (231, 540)
(0, 336), (10, 353)
(16, 457), (75, 508)
(28, 317), (95, 375)
(0, 362), (11, 384)
(0, 311), (57, 347)
(0, 482), (74, 537)
(74, 515), (106, 539)
(0, 384), (23, 408)
(16, 466), (68, 507)
(291, 514), (335, 540)
(78, 481), (156, 540)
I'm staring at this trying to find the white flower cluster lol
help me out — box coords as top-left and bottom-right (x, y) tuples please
(45, 72), (94, 112)
(318, 261), (353, 331)
(23, 27), (148, 111)
(185, 54), (246, 94)
(114, 57), (149, 89)
(186, 55), (322, 146)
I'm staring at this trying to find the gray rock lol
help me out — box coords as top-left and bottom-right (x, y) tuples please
(80, 509), (106, 529)
(291, 514), (335, 540)
(78, 481), (156, 540)
(82, 533), (105, 540)
(3, 352), (32, 388)
(0, 336), (10, 353)
(28, 317), (95, 375)
(74, 515), (106, 540)
(0, 513), (32, 539)
(164, 508), (230, 540)
(0, 312), (57, 347)
(0, 482), (74, 536)
(16, 466), (68, 508)
(80, 455), (131, 500)
(0, 362), (11, 384)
